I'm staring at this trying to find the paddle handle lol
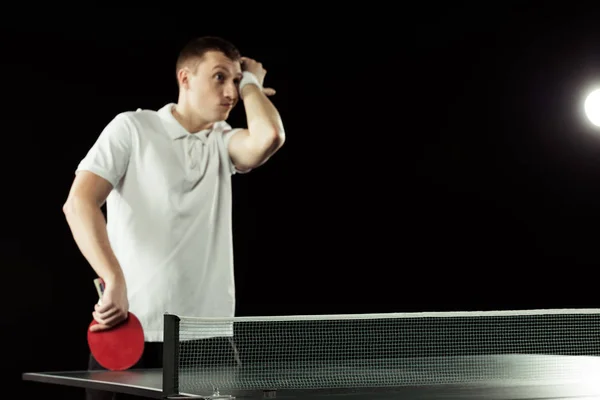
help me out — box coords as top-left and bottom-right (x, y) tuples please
(94, 278), (105, 299)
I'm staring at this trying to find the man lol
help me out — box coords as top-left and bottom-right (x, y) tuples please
(62, 36), (285, 399)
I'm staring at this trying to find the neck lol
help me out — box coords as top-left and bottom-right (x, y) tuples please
(172, 102), (214, 133)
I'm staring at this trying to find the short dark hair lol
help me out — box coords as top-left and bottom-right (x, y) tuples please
(175, 36), (241, 77)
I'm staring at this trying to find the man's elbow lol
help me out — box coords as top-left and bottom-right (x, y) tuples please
(240, 129), (283, 168)
(62, 196), (84, 225)
(62, 194), (101, 220)
(265, 124), (286, 151)
(62, 196), (76, 217)
(274, 127), (285, 149)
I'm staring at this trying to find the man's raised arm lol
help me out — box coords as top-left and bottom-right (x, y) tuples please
(227, 56), (286, 171)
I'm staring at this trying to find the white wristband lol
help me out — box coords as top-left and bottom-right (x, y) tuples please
(239, 71), (262, 97)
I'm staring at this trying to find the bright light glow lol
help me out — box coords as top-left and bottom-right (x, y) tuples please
(584, 88), (600, 127)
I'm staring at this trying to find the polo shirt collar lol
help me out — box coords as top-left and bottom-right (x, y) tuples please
(158, 103), (231, 142)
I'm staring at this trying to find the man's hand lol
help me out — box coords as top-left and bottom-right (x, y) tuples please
(90, 277), (129, 332)
(241, 56), (276, 96)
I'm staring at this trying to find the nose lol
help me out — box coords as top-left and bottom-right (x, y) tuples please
(224, 81), (238, 102)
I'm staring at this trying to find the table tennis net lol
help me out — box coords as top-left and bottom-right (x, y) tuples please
(164, 309), (600, 394)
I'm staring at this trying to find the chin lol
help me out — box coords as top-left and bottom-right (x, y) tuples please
(217, 111), (231, 121)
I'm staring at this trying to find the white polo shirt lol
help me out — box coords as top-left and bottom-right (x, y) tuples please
(76, 103), (248, 341)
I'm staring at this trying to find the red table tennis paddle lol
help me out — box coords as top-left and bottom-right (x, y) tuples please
(87, 278), (145, 371)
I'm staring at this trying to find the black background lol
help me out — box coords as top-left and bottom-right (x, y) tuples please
(6, 3), (600, 398)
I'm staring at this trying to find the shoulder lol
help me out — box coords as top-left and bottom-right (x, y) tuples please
(117, 108), (162, 130)
(104, 107), (169, 143)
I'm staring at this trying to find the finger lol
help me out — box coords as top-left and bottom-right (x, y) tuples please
(94, 303), (119, 318)
(89, 323), (112, 332)
(263, 88), (276, 96)
(92, 311), (109, 325)
(93, 310), (126, 327)
(93, 306), (121, 322)
(100, 312), (127, 327)
(94, 301), (114, 314)
(92, 311), (108, 327)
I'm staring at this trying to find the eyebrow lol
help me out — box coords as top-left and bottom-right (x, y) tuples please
(212, 65), (242, 78)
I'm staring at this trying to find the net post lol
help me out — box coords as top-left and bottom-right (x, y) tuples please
(162, 313), (180, 398)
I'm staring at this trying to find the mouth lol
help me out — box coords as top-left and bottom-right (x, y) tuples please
(220, 103), (233, 109)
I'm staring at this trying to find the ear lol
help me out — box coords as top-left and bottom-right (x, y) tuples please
(177, 67), (190, 89)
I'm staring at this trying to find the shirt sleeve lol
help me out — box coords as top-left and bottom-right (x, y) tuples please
(76, 114), (132, 187)
(222, 128), (252, 175)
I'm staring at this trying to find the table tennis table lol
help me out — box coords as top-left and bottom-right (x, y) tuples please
(22, 310), (600, 398)
(22, 354), (600, 399)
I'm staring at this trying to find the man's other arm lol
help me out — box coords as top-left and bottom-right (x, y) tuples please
(63, 114), (132, 330)
(62, 171), (123, 286)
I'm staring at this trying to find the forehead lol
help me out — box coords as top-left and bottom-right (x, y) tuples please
(198, 51), (241, 74)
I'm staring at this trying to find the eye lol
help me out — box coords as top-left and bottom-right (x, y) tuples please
(215, 73), (225, 81)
